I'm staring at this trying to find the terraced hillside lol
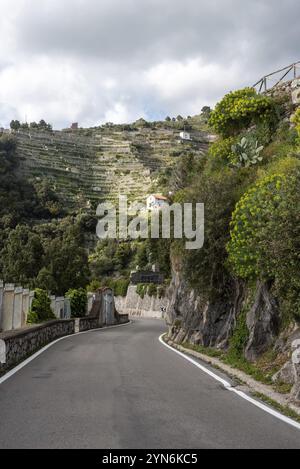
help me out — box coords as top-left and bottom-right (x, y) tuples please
(14, 125), (210, 210)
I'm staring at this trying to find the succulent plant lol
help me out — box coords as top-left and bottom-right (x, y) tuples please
(231, 137), (264, 168)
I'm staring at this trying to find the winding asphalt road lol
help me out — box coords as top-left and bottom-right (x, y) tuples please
(0, 319), (299, 449)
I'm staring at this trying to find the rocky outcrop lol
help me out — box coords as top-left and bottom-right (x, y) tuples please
(266, 78), (300, 107)
(245, 281), (280, 361)
(166, 260), (245, 348)
(273, 327), (300, 403)
(166, 259), (300, 403)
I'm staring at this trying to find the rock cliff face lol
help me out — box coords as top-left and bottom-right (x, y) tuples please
(245, 281), (280, 362)
(166, 258), (300, 403)
(165, 258), (244, 348)
(164, 78), (300, 404)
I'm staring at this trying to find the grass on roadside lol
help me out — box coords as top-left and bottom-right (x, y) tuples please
(180, 341), (292, 394)
(164, 336), (300, 425)
(251, 392), (300, 424)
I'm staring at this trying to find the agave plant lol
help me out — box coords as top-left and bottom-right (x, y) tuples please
(231, 137), (264, 168)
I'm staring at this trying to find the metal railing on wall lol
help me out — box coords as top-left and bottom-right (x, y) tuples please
(253, 61), (300, 93)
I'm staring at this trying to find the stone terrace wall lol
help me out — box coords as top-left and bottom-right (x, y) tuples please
(115, 285), (169, 319)
(13, 128), (209, 210)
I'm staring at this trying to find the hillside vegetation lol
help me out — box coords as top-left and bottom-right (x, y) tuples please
(0, 112), (209, 296)
(172, 86), (300, 323)
(164, 82), (300, 402)
(14, 115), (209, 211)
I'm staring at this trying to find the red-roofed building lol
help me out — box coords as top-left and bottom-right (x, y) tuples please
(147, 194), (169, 211)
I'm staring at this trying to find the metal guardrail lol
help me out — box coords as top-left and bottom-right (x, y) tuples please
(253, 61), (300, 92)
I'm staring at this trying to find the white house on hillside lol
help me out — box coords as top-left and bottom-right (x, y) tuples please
(179, 131), (192, 141)
(147, 194), (169, 211)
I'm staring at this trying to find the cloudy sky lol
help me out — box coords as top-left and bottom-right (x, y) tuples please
(0, 0), (299, 129)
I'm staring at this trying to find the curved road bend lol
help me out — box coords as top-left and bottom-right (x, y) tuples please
(0, 319), (299, 449)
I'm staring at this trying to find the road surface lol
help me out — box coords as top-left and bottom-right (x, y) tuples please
(0, 319), (299, 449)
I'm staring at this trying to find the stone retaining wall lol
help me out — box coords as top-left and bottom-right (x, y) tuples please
(0, 319), (75, 375)
(115, 285), (168, 319)
(78, 317), (100, 332)
(0, 314), (129, 375)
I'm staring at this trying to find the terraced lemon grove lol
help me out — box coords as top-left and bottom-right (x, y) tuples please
(14, 122), (210, 211)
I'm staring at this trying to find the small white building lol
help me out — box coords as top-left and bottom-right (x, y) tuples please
(179, 131), (192, 141)
(147, 194), (169, 211)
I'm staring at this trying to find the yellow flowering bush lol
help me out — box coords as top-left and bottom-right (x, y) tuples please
(208, 137), (237, 163)
(292, 108), (300, 139)
(227, 171), (300, 319)
(227, 174), (288, 279)
(209, 88), (276, 137)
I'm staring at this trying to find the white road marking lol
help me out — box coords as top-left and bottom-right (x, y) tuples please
(159, 334), (300, 431)
(0, 321), (132, 385)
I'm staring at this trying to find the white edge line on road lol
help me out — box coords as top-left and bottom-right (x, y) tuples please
(0, 321), (132, 385)
(159, 334), (300, 431)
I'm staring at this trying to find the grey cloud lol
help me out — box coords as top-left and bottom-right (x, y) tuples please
(14, 1), (299, 69)
(0, 0), (299, 128)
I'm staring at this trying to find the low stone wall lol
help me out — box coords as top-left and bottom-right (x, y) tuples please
(118, 313), (130, 324)
(0, 314), (130, 375)
(0, 319), (75, 375)
(78, 317), (99, 332)
(115, 285), (169, 319)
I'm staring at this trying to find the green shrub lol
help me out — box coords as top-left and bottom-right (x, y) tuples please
(250, 120), (274, 146)
(227, 170), (300, 319)
(180, 167), (254, 300)
(66, 288), (87, 318)
(157, 284), (166, 299)
(27, 288), (55, 324)
(136, 283), (147, 299)
(209, 88), (276, 137)
(228, 311), (249, 359)
(147, 283), (158, 297)
(208, 137), (236, 164)
(86, 279), (101, 292)
(292, 108), (300, 139)
(103, 277), (130, 297)
(112, 278), (130, 297)
(27, 310), (39, 324)
(227, 174), (288, 279)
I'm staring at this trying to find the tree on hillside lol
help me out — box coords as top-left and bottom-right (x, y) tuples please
(0, 225), (44, 286)
(0, 135), (17, 174)
(29, 120), (52, 131)
(39, 119), (52, 131)
(201, 106), (212, 120)
(42, 223), (90, 295)
(10, 120), (21, 131)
